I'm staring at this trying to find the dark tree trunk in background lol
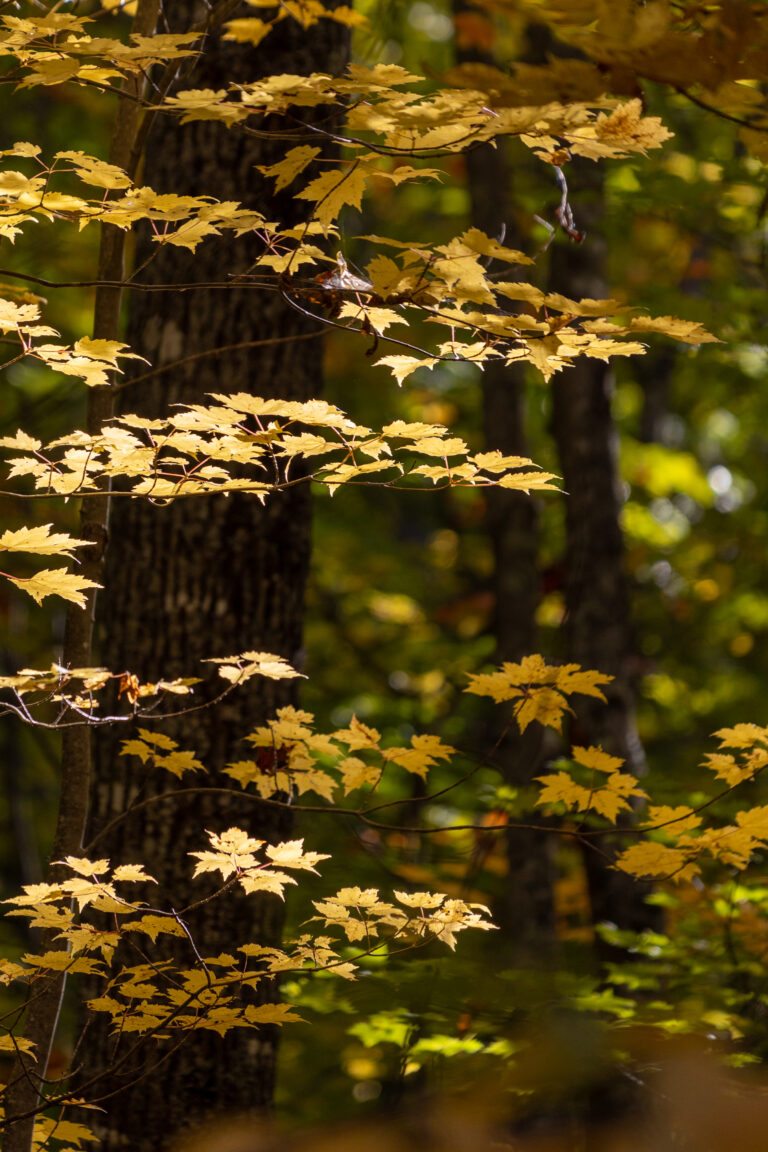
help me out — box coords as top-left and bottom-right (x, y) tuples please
(639, 346), (676, 444)
(455, 9), (556, 946)
(549, 171), (658, 936)
(466, 141), (556, 945)
(77, 7), (349, 1148)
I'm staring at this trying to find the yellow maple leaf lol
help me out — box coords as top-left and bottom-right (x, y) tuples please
(382, 420), (447, 439)
(135, 728), (178, 746)
(257, 144), (322, 192)
(627, 315), (719, 343)
(590, 773), (647, 820)
(385, 734), (455, 777)
(555, 665), (612, 700)
(19, 57), (80, 87)
(458, 227), (533, 265)
(163, 88), (245, 126)
(0, 1035), (36, 1054)
(157, 218), (221, 251)
(55, 149), (132, 190)
(156, 749), (204, 778)
(515, 686), (570, 732)
(592, 98), (673, 155)
(703, 751), (763, 787)
(121, 915), (186, 942)
(496, 470), (560, 493)
(239, 869), (296, 898)
(338, 302), (405, 335)
(0, 429), (42, 451)
(266, 840), (330, 871)
(536, 771), (592, 812)
(244, 1002), (304, 1025)
(223, 17), (273, 46)
(735, 805), (768, 841)
(645, 805), (701, 833)
(295, 165), (369, 230)
(7, 568), (101, 608)
(0, 524), (92, 558)
(375, 355), (438, 385)
(339, 756), (380, 793)
(112, 864), (156, 884)
(615, 842), (698, 881)
(333, 715), (381, 750)
(714, 723), (768, 749)
(405, 435), (469, 457)
(571, 745), (624, 774)
(206, 650), (303, 682)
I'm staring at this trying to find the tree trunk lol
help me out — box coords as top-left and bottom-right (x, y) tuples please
(549, 170), (657, 936)
(467, 142), (555, 945)
(76, 8), (348, 1148)
(455, 8), (556, 946)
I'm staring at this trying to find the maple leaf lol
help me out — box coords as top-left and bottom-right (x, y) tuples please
(239, 870), (297, 898)
(0, 1035), (36, 1054)
(714, 723), (768, 749)
(138, 728), (177, 750)
(112, 865), (156, 884)
(206, 651), (303, 682)
(158, 218), (221, 251)
(536, 771), (592, 812)
(571, 745), (624, 774)
(338, 756), (380, 793)
(0, 524), (92, 558)
(0, 429), (42, 451)
(496, 470), (560, 494)
(257, 144), (322, 192)
(6, 567), (101, 608)
(333, 715), (381, 750)
(704, 751), (767, 787)
(615, 842), (698, 882)
(55, 150), (132, 190)
(244, 1003), (304, 1025)
(375, 355), (439, 386)
(458, 227), (533, 265)
(163, 88), (245, 126)
(121, 915), (186, 942)
(155, 749), (204, 779)
(265, 840), (330, 871)
(295, 165), (369, 230)
(645, 805), (701, 834)
(223, 17), (273, 47)
(394, 891), (446, 909)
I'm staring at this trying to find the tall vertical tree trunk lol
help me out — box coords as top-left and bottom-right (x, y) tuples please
(549, 172), (657, 935)
(76, 8), (348, 1148)
(454, 8), (555, 945)
(468, 143), (555, 945)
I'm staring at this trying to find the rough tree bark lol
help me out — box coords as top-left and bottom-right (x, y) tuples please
(549, 171), (658, 935)
(4, 3), (163, 1145)
(75, 7), (349, 1148)
(466, 141), (556, 944)
(454, 9), (556, 945)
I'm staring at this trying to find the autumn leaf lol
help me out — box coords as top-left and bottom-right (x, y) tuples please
(295, 164), (369, 230)
(615, 842), (698, 882)
(0, 524), (93, 558)
(6, 568), (102, 608)
(257, 145), (322, 192)
(206, 651), (304, 682)
(223, 17), (273, 47)
(244, 1003), (304, 1025)
(375, 355), (438, 385)
(112, 865), (157, 884)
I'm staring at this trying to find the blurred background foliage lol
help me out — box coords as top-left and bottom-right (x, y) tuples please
(2, 0), (768, 1136)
